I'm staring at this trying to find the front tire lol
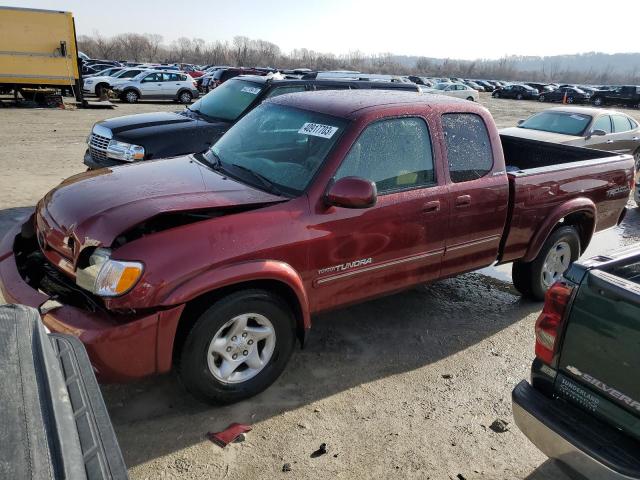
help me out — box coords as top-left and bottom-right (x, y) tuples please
(516, 93), (523, 100)
(512, 226), (580, 301)
(494, 92), (500, 98)
(178, 289), (296, 404)
(178, 90), (193, 104)
(466, 96), (474, 101)
(593, 97), (603, 107)
(123, 90), (139, 103)
(539, 94), (546, 102)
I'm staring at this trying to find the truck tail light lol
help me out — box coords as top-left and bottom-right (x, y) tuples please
(534, 281), (574, 365)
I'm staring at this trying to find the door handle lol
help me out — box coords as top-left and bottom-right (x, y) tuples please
(455, 195), (471, 207)
(606, 140), (614, 143)
(422, 200), (440, 213)
(633, 137), (640, 141)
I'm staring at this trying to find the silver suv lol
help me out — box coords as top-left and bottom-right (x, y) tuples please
(112, 70), (199, 104)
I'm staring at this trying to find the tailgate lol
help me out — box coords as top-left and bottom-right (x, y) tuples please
(556, 262), (640, 440)
(0, 304), (128, 480)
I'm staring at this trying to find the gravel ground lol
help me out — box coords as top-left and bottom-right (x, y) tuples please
(0, 93), (638, 480)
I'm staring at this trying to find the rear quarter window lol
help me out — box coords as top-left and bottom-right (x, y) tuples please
(442, 113), (494, 183)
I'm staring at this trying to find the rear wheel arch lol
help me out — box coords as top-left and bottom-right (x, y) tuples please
(561, 210), (596, 253)
(172, 278), (307, 368)
(523, 201), (596, 263)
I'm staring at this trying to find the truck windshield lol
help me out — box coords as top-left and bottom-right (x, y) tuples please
(518, 111), (592, 136)
(189, 80), (265, 122)
(206, 103), (347, 196)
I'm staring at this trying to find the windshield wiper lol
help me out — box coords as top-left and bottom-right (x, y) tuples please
(227, 163), (286, 197)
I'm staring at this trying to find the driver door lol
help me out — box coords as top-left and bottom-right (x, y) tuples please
(309, 116), (449, 312)
(140, 73), (163, 98)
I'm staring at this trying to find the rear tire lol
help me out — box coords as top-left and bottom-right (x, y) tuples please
(466, 96), (474, 101)
(178, 289), (296, 404)
(539, 94), (546, 102)
(593, 97), (603, 107)
(516, 93), (523, 100)
(512, 226), (580, 301)
(94, 83), (108, 96)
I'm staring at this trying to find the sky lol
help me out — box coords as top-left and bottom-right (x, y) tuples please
(7, 0), (639, 60)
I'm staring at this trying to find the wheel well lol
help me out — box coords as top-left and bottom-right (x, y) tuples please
(559, 210), (595, 254)
(172, 279), (304, 366)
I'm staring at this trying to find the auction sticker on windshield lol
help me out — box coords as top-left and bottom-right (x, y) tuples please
(241, 86), (261, 95)
(298, 122), (338, 139)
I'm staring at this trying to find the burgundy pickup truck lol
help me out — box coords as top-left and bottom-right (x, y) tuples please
(0, 91), (633, 403)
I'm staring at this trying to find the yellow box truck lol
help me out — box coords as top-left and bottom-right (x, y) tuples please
(0, 6), (82, 100)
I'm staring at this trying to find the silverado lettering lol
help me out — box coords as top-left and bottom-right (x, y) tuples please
(582, 373), (640, 413)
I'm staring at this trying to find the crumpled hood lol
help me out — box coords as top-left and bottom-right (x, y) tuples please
(38, 155), (286, 250)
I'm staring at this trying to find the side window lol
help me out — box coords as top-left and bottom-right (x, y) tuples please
(266, 85), (307, 98)
(612, 115), (632, 133)
(442, 113), (494, 183)
(630, 118), (639, 129)
(179, 74), (187, 81)
(142, 73), (158, 82)
(592, 116), (612, 134)
(335, 117), (435, 194)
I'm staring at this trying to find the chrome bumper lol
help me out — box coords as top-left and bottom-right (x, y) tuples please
(512, 381), (640, 480)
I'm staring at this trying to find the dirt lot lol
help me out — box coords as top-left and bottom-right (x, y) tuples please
(0, 93), (638, 480)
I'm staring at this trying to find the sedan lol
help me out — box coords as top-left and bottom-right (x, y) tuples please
(500, 106), (640, 162)
(492, 84), (539, 100)
(538, 87), (591, 104)
(423, 82), (479, 101)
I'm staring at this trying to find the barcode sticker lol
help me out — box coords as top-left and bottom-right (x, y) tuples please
(298, 122), (338, 139)
(241, 86), (261, 95)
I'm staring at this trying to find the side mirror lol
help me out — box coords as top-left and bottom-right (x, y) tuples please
(588, 129), (607, 138)
(517, 119), (525, 126)
(325, 177), (377, 209)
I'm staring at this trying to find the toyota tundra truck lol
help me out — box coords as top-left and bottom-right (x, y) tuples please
(512, 246), (640, 479)
(0, 90), (634, 404)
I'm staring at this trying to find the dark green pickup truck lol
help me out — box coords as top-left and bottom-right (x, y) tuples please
(513, 246), (640, 479)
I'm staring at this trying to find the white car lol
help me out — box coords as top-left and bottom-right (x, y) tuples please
(83, 68), (150, 96)
(422, 82), (479, 101)
(112, 70), (200, 103)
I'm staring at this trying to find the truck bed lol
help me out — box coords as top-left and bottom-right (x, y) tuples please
(501, 134), (615, 173)
(498, 135), (634, 263)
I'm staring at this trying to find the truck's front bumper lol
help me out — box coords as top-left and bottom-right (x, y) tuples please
(83, 148), (126, 170)
(512, 380), (640, 480)
(0, 222), (184, 382)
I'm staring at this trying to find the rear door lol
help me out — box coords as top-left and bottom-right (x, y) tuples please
(161, 73), (183, 97)
(556, 261), (640, 440)
(440, 112), (509, 276)
(609, 114), (639, 154)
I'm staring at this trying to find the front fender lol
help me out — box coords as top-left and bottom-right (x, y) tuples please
(522, 197), (596, 263)
(159, 259), (311, 331)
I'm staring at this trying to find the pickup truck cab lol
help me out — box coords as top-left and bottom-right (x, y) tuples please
(83, 76), (421, 169)
(513, 247), (640, 480)
(1, 90), (633, 403)
(592, 85), (640, 108)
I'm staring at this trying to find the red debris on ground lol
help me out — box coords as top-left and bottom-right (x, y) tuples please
(206, 423), (252, 448)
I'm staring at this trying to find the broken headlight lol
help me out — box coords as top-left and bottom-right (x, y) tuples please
(76, 248), (143, 297)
